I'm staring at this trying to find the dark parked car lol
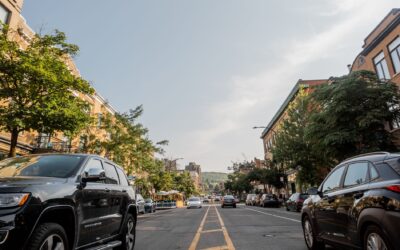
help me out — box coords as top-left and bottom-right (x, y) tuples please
(301, 152), (400, 250)
(144, 198), (156, 213)
(0, 154), (137, 250)
(260, 194), (280, 208)
(286, 193), (308, 212)
(221, 195), (236, 208)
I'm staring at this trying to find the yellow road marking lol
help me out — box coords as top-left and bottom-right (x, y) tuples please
(189, 206), (211, 250)
(201, 229), (223, 234)
(200, 246), (229, 250)
(188, 205), (235, 250)
(214, 206), (235, 250)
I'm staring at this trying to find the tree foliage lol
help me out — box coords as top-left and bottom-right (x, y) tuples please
(271, 88), (325, 185)
(307, 70), (400, 162)
(0, 26), (93, 156)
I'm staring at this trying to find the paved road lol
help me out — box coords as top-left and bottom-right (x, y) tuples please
(135, 204), (332, 250)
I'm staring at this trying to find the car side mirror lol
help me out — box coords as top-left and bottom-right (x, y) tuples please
(82, 168), (106, 183)
(307, 187), (321, 196)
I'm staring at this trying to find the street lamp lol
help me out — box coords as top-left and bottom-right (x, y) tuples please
(252, 126), (267, 129)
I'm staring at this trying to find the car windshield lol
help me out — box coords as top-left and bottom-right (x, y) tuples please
(0, 155), (85, 178)
(189, 197), (200, 201)
(224, 195), (234, 199)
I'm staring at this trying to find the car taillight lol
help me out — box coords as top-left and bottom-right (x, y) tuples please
(386, 185), (400, 193)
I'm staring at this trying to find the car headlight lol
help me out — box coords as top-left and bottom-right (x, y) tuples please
(0, 193), (30, 208)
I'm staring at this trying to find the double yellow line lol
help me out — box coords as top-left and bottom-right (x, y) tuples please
(188, 205), (235, 250)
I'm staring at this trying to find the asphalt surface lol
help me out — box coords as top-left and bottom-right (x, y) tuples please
(135, 204), (337, 250)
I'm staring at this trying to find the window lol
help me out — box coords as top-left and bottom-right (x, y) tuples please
(0, 4), (10, 24)
(370, 164), (379, 180)
(97, 113), (102, 128)
(344, 162), (368, 187)
(322, 166), (345, 193)
(0, 155), (84, 178)
(116, 167), (129, 186)
(374, 51), (390, 80)
(104, 162), (119, 184)
(389, 36), (400, 74)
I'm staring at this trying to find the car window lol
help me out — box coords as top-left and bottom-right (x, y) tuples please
(344, 162), (369, 187)
(322, 166), (345, 194)
(0, 155), (85, 178)
(83, 158), (104, 183)
(116, 167), (129, 186)
(370, 164), (379, 180)
(104, 162), (119, 184)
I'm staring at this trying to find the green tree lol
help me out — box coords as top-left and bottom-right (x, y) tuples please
(271, 88), (325, 186)
(307, 70), (400, 163)
(0, 26), (93, 156)
(173, 172), (196, 197)
(85, 106), (168, 175)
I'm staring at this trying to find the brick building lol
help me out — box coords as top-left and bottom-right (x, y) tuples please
(0, 0), (117, 158)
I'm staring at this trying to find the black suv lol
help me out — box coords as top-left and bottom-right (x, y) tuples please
(301, 152), (400, 250)
(0, 154), (137, 250)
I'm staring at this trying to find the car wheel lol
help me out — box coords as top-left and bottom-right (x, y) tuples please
(363, 225), (391, 250)
(302, 216), (325, 250)
(221, 205), (224, 208)
(233, 205), (236, 208)
(27, 222), (68, 250)
(117, 214), (136, 250)
(286, 206), (290, 211)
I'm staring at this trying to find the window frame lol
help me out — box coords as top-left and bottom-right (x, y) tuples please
(388, 36), (400, 75)
(343, 161), (370, 188)
(373, 51), (390, 80)
(103, 161), (120, 185)
(320, 165), (346, 194)
(115, 166), (129, 186)
(0, 3), (10, 25)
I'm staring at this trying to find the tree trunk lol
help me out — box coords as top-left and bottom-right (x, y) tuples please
(8, 128), (19, 158)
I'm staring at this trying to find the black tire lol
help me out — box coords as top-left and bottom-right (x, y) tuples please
(221, 205), (224, 208)
(27, 222), (68, 250)
(363, 225), (392, 250)
(233, 205), (236, 208)
(286, 206), (290, 211)
(302, 215), (325, 250)
(117, 214), (136, 250)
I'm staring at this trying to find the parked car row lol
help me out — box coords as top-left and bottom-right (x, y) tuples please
(136, 194), (157, 214)
(245, 193), (281, 207)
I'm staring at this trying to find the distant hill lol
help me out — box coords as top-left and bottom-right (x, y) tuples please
(202, 172), (228, 184)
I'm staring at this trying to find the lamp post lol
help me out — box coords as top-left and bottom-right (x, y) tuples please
(252, 126), (267, 129)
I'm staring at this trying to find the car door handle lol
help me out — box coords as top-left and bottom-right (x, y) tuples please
(354, 192), (364, 199)
(105, 188), (110, 192)
(122, 189), (127, 193)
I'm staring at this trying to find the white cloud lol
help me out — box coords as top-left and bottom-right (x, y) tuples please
(175, 1), (399, 171)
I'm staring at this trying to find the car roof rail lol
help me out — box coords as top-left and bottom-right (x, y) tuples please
(343, 151), (390, 162)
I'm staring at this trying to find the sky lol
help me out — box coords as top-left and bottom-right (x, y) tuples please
(23, 0), (399, 172)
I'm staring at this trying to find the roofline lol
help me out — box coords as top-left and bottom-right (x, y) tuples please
(362, 9), (400, 49)
(260, 79), (326, 138)
(361, 10), (400, 56)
